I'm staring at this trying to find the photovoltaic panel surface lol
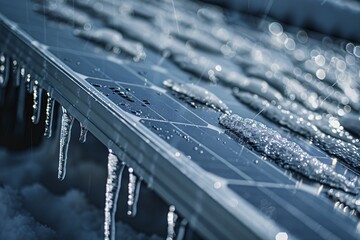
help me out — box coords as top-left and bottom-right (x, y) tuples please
(1, 0), (360, 239)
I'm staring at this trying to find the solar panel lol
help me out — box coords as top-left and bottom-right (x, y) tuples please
(1, 0), (360, 239)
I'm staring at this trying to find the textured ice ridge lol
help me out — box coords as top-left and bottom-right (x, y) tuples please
(219, 114), (358, 194)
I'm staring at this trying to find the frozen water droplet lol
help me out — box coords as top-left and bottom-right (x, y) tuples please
(31, 80), (43, 124)
(269, 22), (283, 36)
(219, 114), (358, 194)
(58, 107), (74, 181)
(44, 92), (55, 138)
(167, 205), (178, 240)
(25, 73), (32, 93)
(275, 232), (288, 240)
(127, 168), (141, 217)
(0, 53), (10, 88)
(163, 79), (231, 114)
(104, 149), (125, 240)
(79, 122), (88, 143)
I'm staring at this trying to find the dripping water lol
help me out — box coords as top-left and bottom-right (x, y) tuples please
(104, 149), (125, 240)
(58, 107), (74, 181)
(44, 92), (55, 138)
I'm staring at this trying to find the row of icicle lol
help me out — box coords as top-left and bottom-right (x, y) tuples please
(1, 53), (185, 240)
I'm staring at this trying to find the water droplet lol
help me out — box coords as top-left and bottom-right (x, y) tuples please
(275, 232), (288, 240)
(269, 22), (283, 36)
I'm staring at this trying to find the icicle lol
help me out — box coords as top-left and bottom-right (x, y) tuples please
(167, 205), (178, 240)
(79, 122), (88, 143)
(44, 92), (55, 138)
(104, 149), (125, 240)
(127, 168), (141, 217)
(0, 54), (10, 88)
(25, 73), (32, 92)
(58, 107), (74, 181)
(176, 219), (188, 240)
(16, 67), (26, 123)
(11, 59), (20, 87)
(31, 80), (43, 124)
